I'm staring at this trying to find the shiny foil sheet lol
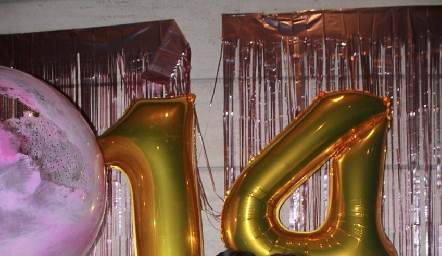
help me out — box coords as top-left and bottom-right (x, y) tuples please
(0, 20), (191, 255)
(222, 6), (442, 255)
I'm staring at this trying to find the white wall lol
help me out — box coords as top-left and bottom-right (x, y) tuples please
(1, 1), (441, 255)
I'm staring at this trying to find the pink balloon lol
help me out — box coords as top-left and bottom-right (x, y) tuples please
(0, 67), (106, 255)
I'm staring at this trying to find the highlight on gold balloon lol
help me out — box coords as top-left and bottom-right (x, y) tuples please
(0, 67), (106, 256)
(220, 90), (397, 255)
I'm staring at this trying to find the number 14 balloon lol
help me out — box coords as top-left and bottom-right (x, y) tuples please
(98, 90), (397, 255)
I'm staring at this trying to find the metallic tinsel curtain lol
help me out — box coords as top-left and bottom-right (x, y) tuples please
(0, 20), (191, 255)
(222, 7), (442, 255)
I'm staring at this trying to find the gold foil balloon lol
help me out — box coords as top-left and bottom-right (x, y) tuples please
(98, 95), (203, 256)
(220, 90), (397, 255)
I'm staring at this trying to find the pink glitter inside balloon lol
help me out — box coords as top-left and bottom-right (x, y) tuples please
(0, 67), (106, 256)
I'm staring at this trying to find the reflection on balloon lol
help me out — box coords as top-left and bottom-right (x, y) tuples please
(98, 95), (203, 256)
(220, 90), (397, 255)
(0, 67), (106, 255)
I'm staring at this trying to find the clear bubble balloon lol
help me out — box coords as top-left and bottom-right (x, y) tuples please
(0, 67), (106, 256)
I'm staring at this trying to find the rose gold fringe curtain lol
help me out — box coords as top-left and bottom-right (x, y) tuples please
(222, 7), (442, 255)
(0, 20), (191, 255)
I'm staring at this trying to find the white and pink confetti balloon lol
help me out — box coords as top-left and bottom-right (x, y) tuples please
(0, 67), (106, 256)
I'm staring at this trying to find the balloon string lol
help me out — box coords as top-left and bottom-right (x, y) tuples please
(196, 42), (223, 162)
(194, 108), (224, 202)
(193, 41), (225, 202)
(209, 42), (223, 106)
(196, 166), (221, 229)
(194, 107), (223, 228)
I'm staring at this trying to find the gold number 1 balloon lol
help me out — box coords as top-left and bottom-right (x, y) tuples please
(98, 95), (203, 256)
(220, 90), (397, 255)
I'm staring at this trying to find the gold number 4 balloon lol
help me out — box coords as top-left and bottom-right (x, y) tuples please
(98, 95), (203, 256)
(220, 90), (397, 255)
